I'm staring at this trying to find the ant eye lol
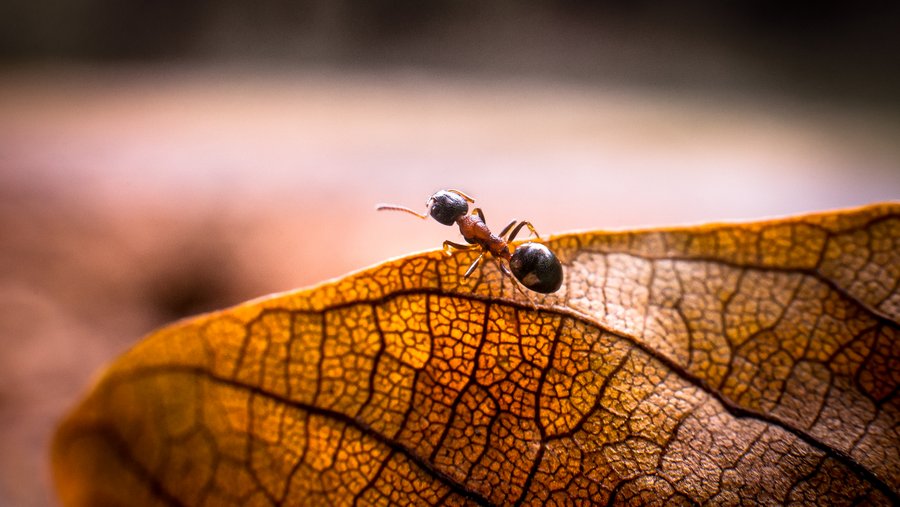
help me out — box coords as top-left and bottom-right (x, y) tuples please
(428, 190), (468, 226)
(509, 243), (563, 293)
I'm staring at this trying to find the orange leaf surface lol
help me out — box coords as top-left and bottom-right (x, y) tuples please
(53, 203), (900, 506)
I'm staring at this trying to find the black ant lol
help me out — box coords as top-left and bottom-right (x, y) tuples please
(377, 189), (563, 295)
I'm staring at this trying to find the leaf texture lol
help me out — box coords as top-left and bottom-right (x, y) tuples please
(53, 203), (900, 506)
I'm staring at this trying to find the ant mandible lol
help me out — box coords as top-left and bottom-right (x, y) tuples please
(377, 189), (563, 294)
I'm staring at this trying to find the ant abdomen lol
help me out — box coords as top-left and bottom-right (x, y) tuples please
(509, 243), (563, 293)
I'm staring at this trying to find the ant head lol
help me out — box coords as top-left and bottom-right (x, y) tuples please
(427, 190), (469, 226)
(509, 243), (563, 293)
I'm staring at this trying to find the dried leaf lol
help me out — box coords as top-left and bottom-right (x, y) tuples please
(53, 203), (900, 506)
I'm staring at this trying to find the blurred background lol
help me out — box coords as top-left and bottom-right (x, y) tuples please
(1, 2), (899, 506)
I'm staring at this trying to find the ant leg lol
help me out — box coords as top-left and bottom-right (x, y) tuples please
(497, 257), (513, 277)
(470, 207), (486, 223)
(498, 220), (517, 238)
(443, 240), (476, 256)
(494, 258), (537, 306)
(464, 252), (486, 278)
(447, 189), (476, 203)
(507, 221), (541, 242)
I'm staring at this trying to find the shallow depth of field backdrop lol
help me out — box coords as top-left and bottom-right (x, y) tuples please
(1, 2), (899, 506)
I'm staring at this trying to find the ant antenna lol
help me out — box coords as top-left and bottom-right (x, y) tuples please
(375, 204), (429, 219)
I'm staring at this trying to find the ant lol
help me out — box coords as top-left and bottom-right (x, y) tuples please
(377, 189), (563, 295)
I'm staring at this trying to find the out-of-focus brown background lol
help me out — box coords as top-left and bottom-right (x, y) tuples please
(1, 2), (899, 506)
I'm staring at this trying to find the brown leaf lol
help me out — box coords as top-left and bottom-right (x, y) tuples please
(53, 203), (900, 506)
